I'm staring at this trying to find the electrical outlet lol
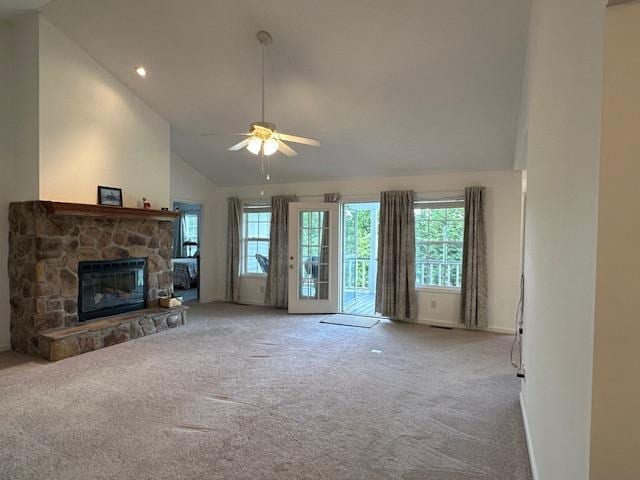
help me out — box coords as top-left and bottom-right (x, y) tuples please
(430, 300), (437, 309)
(517, 364), (527, 380)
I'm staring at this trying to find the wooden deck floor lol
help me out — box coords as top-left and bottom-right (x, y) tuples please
(342, 292), (376, 316)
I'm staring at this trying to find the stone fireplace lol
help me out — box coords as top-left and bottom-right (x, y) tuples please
(8, 201), (187, 360)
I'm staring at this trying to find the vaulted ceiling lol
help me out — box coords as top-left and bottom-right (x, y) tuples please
(40, 0), (530, 185)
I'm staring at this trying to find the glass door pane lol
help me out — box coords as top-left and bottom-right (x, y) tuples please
(298, 210), (330, 301)
(341, 202), (379, 316)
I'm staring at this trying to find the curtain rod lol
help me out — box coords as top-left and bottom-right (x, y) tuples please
(608, 0), (638, 6)
(238, 189), (464, 204)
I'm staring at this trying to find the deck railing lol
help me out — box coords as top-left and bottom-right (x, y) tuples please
(343, 256), (374, 292)
(416, 261), (462, 288)
(344, 256), (462, 291)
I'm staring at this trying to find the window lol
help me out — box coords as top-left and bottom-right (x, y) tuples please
(414, 201), (464, 289)
(243, 206), (271, 275)
(183, 213), (199, 257)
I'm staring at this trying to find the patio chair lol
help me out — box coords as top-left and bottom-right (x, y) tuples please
(255, 254), (269, 273)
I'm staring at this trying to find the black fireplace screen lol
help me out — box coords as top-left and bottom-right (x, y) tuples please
(78, 258), (147, 322)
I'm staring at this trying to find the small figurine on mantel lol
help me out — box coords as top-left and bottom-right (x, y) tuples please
(142, 197), (151, 209)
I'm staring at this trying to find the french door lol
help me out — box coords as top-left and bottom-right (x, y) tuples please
(288, 203), (340, 314)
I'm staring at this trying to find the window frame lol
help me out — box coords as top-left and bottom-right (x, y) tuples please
(414, 198), (465, 292)
(242, 204), (271, 277)
(183, 212), (199, 257)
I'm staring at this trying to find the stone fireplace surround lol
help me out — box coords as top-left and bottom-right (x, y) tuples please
(8, 201), (187, 360)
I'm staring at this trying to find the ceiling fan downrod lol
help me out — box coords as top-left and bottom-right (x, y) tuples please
(256, 31), (272, 123)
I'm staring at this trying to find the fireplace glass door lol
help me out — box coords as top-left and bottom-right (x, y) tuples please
(78, 258), (147, 321)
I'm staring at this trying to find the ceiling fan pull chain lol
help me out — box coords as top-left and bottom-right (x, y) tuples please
(266, 155), (271, 181)
(259, 151), (265, 196)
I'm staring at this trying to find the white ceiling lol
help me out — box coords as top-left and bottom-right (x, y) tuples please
(0, 0), (51, 19)
(40, 0), (530, 186)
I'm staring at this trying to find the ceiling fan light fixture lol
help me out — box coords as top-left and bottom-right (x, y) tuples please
(200, 29), (319, 197)
(247, 137), (262, 155)
(263, 138), (279, 156)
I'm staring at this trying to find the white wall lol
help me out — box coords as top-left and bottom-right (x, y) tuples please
(0, 14), (40, 351)
(0, 22), (15, 352)
(38, 16), (170, 209)
(223, 170), (522, 333)
(170, 152), (226, 303)
(12, 14), (40, 202)
(590, 4), (640, 478)
(519, 1), (605, 479)
(1, 14), (172, 348)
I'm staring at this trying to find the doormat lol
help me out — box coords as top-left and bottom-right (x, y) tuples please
(320, 314), (380, 328)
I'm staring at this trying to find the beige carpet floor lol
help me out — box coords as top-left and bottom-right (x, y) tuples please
(0, 302), (531, 480)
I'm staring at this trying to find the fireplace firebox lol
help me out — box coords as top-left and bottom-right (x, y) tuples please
(78, 258), (147, 322)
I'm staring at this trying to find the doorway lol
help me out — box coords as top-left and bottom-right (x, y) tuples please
(172, 201), (201, 303)
(341, 202), (379, 316)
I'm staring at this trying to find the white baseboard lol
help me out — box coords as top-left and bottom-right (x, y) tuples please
(238, 298), (267, 307)
(415, 317), (515, 335)
(198, 296), (265, 306)
(195, 301), (514, 335)
(199, 296), (225, 304)
(520, 391), (539, 480)
(0, 343), (11, 353)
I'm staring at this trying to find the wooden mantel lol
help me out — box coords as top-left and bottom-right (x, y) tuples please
(40, 201), (180, 221)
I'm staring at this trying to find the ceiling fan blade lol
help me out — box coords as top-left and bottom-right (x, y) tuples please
(277, 133), (320, 147)
(201, 133), (250, 137)
(228, 138), (251, 151)
(278, 140), (298, 157)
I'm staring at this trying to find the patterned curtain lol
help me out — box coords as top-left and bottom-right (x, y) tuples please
(225, 197), (242, 303)
(375, 191), (417, 321)
(319, 193), (341, 298)
(264, 195), (298, 307)
(460, 186), (488, 328)
(172, 210), (186, 258)
(323, 193), (341, 203)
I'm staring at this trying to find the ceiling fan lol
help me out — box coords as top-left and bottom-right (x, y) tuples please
(202, 31), (320, 158)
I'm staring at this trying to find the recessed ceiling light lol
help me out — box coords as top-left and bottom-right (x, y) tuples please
(134, 66), (147, 77)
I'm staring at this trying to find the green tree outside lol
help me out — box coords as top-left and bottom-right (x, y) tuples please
(344, 205), (464, 290)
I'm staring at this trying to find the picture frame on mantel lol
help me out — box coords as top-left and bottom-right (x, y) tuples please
(97, 186), (123, 207)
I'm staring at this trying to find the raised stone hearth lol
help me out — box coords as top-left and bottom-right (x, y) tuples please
(8, 201), (183, 359)
(39, 306), (188, 361)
